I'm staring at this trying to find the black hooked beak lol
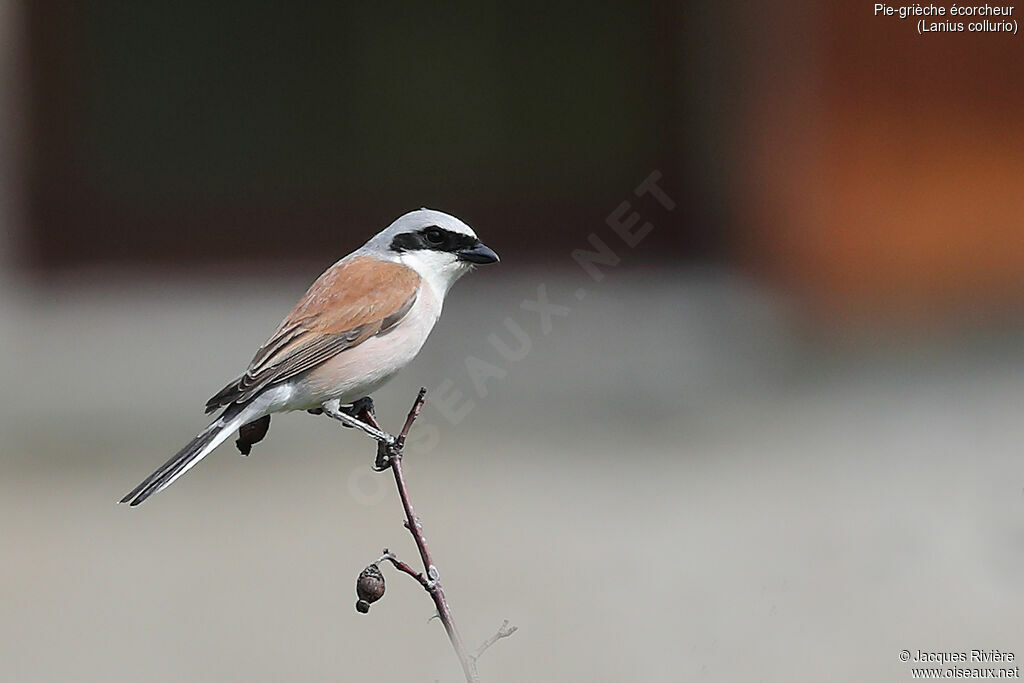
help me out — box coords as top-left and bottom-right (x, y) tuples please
(457, 242), (500, 264)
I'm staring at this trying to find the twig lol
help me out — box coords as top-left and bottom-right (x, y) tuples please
(329, 388), (514, 682)
(472, 620), (519, 663)
(382, 390), (477, 682)
(376, 549), (429, 589)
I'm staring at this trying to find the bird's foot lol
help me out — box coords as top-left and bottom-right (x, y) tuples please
(349, 396), (376, 421)
(373, 440), (399, 471)
(235, 415), (271, 456)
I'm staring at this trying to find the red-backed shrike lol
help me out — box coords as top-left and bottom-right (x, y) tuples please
(120, 209), (498, 506)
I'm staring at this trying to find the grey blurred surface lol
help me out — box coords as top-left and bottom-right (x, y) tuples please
(2, 270), (1023, 682)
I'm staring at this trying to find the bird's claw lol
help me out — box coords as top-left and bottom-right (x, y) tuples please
(374, 440), (399, 470)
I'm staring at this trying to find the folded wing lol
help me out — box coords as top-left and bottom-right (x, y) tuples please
(206, 256), (420, 413)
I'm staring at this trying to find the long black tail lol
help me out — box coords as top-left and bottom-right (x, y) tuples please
(119, 405), (247, 507)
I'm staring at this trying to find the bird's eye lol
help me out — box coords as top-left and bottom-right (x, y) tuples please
(424, 228), (445, 245)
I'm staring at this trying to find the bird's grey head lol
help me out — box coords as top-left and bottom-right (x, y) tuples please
(362, 208), (499, 296)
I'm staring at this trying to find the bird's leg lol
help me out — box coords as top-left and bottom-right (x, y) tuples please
(347, 398), (397, 471)
(343, 399), (399, 471)
(235, 415), (271, 456)
(320, 398), (393, 444)
(314, 397), (372, 424)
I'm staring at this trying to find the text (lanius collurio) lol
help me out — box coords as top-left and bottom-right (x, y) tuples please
(873, 4), (1019, 34)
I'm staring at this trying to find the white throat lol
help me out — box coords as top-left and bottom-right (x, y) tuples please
(391, 248), (473, 301)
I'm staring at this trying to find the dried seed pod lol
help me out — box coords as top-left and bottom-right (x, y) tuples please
(355, 563), (385, 613)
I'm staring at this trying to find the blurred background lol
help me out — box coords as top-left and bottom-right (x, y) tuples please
(2, 2), (1023, 681)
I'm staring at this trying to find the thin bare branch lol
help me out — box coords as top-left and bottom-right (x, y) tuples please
(377, 549), (430, 589)
(472, 620), (519, 662)
(333, 388), (515, 682)
(394, 387), (428, 449)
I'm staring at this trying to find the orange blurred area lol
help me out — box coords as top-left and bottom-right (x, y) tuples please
(735, 3), (1024, 324)
(742, 113), (1024, 322)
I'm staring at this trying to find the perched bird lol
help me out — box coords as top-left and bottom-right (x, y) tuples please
(119, 209), (498, 506)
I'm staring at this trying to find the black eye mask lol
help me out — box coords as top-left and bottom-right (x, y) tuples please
(390, 226), (481, 254)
